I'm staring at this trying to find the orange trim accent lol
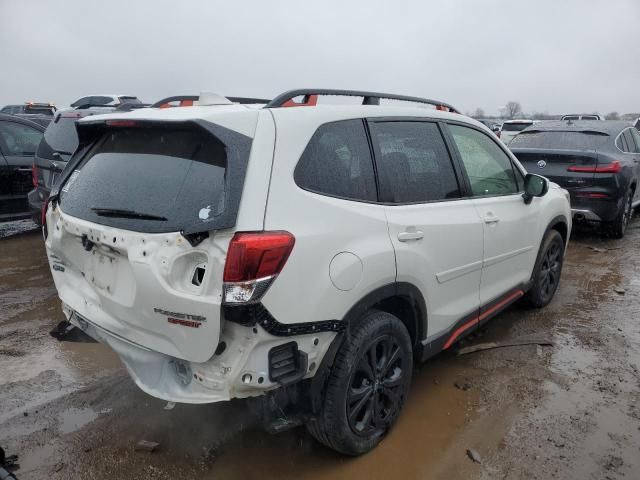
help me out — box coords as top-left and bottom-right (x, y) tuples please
(282, 95), (318, 107)
(478, 290), (523, 322)
(442, 290), (524, 350)
(443, 318), (478, 350)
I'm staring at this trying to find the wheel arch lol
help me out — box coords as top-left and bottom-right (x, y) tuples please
(547, 214), (569, 247)
(341, 282), (427, 349)
(527, 214), (569, 288)
(308, 282), (426, 415)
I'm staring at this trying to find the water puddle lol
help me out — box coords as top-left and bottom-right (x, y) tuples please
(58, 407), (100, 434)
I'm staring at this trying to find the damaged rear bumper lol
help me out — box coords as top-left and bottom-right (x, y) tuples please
(64, 305), (336, 404)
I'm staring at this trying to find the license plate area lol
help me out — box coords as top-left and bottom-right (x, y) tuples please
(89, 251), (117, 293)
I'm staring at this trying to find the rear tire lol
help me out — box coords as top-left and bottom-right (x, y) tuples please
(522, 230), (564, 308)
(604, 188), (633, 239)
(306, 311), (413, 455)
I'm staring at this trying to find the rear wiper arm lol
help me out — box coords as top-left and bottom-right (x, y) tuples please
(91, 208), (167, 221)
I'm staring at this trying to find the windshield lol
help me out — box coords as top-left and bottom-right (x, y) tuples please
(509, 130), (610, 150)
(502, 123), (532, 132)
(58, 125), (228, 233)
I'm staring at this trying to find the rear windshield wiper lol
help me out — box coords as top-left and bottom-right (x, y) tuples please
(91, 208), (167, 221)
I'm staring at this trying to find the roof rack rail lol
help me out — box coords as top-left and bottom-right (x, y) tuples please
(151, 95), (271, 108)
(264, 89), (460, 113)
(227, 97), (270, 104)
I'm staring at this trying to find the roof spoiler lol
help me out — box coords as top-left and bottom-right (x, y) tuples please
(264, 88), (460, 113)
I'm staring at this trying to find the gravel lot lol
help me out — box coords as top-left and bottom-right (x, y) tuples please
(1, 219), (639, 479)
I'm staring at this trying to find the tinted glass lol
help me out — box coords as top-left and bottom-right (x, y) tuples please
(294, 119), (376, 202)
(59, 126), (227, 233)
(449, 124), (518, 196)
(623, 130), (638, 153)
(510, 130), (610, 150)
(91, 96), (113, 106)
(617, 132), (629, 152)
(70, 97), (91, 107)
(0, 121), (43, 156)
(370, 121), (460, 203)
(502, 123), (532, 132)
(119, 96), (141, 104)
(24, 105), (55, 116)
(562, 116), (579, 121)
(630, 128), (640, 152)
(581, 115), (599, 120)
(38, 114), (80, 157)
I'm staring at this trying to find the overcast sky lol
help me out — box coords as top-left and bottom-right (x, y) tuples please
(1, 0), (639, 116)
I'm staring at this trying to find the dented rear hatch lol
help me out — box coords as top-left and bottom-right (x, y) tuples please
(45, 113), (257, 363)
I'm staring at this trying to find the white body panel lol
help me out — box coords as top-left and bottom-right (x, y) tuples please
(384, 201), (483, 336)
(44, 100), (571, 405)
(261, 108), (396, 325)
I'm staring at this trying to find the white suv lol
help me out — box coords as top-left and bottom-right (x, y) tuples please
(44, 89), (571, 455)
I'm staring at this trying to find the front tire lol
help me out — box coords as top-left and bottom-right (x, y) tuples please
(306, 311), (413, 455)
(522, 229), (565, 308)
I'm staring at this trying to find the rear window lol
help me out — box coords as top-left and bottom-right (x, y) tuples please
(25, 105), (55, 115)
(119, 96), (141, 104)
(502, 123), (532, 132)
(59, 125), (228, 233)
(38, 115), (80, 157)
(509, 130), (610, 150)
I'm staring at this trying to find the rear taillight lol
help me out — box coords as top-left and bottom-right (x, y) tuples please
(575, 192), (610, 199)
(223, 231), (295, 304)
(32, 163), (38, 188)
(496, 130), (501, 138)
(567, 161), (621, 173)
(106, 119), (138, 127)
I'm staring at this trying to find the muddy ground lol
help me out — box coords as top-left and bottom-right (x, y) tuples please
(1, 219), (639, 480)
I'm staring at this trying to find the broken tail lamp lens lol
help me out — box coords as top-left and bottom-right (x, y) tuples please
(223, 231), (295, 305)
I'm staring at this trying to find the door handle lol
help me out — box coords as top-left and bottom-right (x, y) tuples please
(398, 230), (424, 242)
(483, 216), (500, 224)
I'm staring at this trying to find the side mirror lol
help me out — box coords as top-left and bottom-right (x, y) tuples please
(523, 173), (549, 204)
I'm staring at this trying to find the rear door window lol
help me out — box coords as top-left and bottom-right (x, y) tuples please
(369, 121), (461, 203)
(294, 119), (377, 202)
(630, 128), (640, 153)
(0, 121), (43, 156)
(623, 129), (638, 153)
(449, 124), (519, 196)
(617, 132), (630, 152)
(59, 125), (229, 233)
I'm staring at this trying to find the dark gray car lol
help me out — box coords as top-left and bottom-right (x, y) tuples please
(0, 113), (45, 222)
(510, 120), (640, 238)
(29, 107), (123, 224)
